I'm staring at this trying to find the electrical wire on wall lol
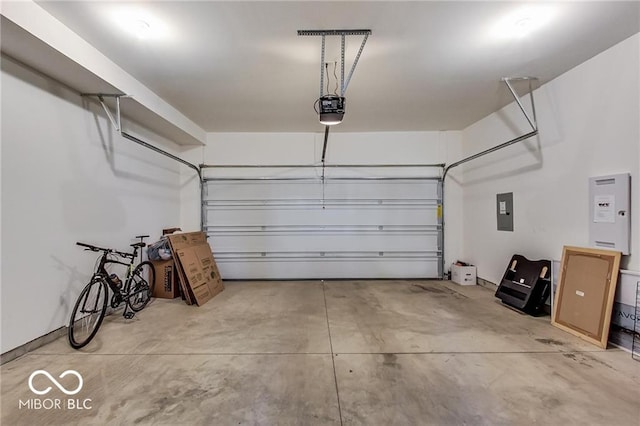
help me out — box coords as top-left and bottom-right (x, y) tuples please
(322, 61), (339, 96)
(325, 62), (330, 95)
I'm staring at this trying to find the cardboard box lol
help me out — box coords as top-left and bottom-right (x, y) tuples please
(167, 232), (224, 306)
(151, 259), (180, 299)
(451, 264), (477, 286)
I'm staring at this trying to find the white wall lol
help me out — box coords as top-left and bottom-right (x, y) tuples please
(460, 33), (640, 285)
(179, 131), (464, 268)
(1, 55), (183, 353)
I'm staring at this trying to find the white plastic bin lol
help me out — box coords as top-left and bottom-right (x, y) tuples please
(451, 264), (477, 286)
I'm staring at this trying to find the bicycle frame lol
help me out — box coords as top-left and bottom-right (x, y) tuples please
(78, 242), (146, 316)
(98, 252), (137, 294)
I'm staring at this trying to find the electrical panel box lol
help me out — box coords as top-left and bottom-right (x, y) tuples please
(496, 192), (514, 232)
(589, 173), (630, 254)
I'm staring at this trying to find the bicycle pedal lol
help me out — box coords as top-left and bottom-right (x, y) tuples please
(123, 312), (135, 320)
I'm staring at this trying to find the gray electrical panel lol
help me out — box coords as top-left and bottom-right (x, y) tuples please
(497, 192), (513, 232)
(589, 173), (631, 254)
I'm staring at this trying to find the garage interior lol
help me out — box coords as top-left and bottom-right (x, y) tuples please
(1, 1), (639, 425)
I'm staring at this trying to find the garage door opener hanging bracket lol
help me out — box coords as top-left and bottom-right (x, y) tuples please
(298, 29), (371, 101)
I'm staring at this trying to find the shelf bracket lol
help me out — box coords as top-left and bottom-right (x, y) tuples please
(82, 93), (128, 133)
(501, 77), (538, 132)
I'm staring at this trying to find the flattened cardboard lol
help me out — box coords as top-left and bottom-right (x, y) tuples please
(168, 232), (207, 250)
(194, 244), (224, 295)
(551, 246), (621, 348)
(167, 232), (224, 306)
(175, 248), (213, 303)
(168, 248), (194, 305)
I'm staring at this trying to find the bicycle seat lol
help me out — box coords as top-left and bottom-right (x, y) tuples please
(130, 242), (146, 248)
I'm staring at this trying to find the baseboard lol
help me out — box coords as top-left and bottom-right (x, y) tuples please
(476, 277), (497, 290)
(1, 327), (66, 365)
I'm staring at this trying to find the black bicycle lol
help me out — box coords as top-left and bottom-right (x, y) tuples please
(68, 236), (155, 349)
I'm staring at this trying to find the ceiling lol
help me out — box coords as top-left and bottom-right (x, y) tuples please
(36, 1), (639, 133)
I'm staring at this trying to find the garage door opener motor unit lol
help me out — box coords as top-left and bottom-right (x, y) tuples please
(318, 95), (345, 125)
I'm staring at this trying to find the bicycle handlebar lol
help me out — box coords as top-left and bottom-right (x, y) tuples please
(76, 242), (135, 259)
(76, 242), (110, 252)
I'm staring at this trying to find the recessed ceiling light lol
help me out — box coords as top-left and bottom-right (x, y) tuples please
(112, 8), (169, 40)
(491, 6), (556, 39)
(133, 19), (151, 37)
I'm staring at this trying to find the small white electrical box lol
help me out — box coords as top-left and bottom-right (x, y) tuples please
(588, 173), (630, 255)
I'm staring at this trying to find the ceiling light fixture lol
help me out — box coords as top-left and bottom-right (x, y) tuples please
(298, 29), (371, 126)
(491, 6), (555, 39)
(112, 8), (168, 40)
(133, 19), (151, 37)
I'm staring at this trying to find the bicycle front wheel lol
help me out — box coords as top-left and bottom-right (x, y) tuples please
(68, 278), (108, 349)
(126, 261), (155, 312)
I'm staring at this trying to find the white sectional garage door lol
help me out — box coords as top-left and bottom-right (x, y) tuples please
(203, 175), (442, 279)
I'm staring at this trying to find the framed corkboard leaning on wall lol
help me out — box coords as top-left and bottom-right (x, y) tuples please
(552, 246), (622, 349)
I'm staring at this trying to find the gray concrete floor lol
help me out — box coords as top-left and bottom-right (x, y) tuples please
(2, 280), (639, 425)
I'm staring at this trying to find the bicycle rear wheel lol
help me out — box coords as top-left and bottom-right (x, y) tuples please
(126, 261), (155, 312)
(68, 277), (108, 349)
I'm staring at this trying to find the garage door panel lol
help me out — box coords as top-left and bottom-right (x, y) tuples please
(207, 207), (439, 227)
(323, 181), (440, 199)
(209, 233), (439, 252)
(207, 181), (323, 200)
(206, 180), (439, 201)
(215, 258), (440, 280)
